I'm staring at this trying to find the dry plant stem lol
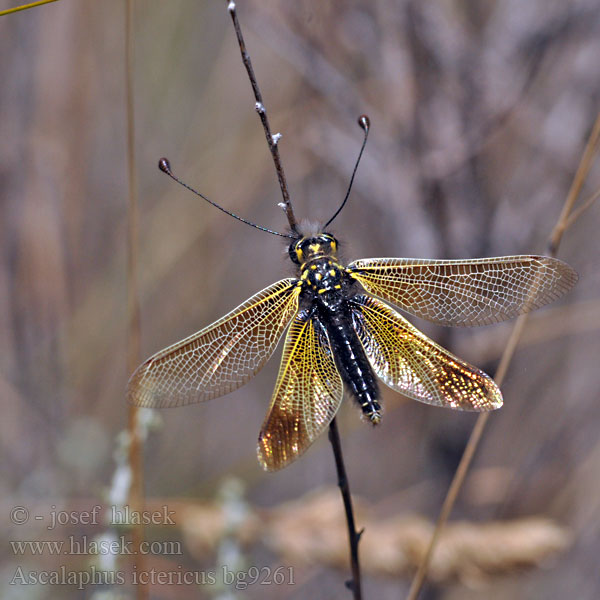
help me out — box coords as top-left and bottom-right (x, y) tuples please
(563, 187), (600, 232)
(329, 417), (363, 600)
(407, 110), (600, 600)
(549, 111), (600, 253)
(125, 3), (147, 599)
(226, 2), (362, 593)
(406, 315), (529, 600)
(227, 1), (298, 234)
(0, 0), (58, 17)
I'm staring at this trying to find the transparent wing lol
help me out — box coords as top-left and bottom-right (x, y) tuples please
(351, 295), (502, 411)
(127, 279), (300, 408)
(348, 256), (577, 326)
(258, 312), (344, 471)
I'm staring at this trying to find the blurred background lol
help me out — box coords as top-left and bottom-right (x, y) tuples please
(1, 1), (599, 599)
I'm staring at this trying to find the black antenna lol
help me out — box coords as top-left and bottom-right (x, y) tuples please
(158, 158), (294, 238)
(227, 1), (300, 236)
(324, 115), (370, 229)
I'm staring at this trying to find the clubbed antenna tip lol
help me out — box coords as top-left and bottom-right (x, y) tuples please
(158, 157), (172, 175)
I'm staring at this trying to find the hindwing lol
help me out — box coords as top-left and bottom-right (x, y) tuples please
(350, 294), (502, 411)
(258, 311), (344, 471)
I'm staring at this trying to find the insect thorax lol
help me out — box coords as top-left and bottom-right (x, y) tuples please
(300, 257), (347, 295)
(291, 232), (355, 308)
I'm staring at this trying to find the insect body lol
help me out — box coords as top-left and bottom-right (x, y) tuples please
(127, 27), (576, 471)
(293, 233), (382, 425)
(128, 226), (577, 471)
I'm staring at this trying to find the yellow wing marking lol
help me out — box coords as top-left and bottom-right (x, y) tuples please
(127, 279), (300, 408)
(351, 295), (502, 411)
(349, 256), (577, 326)
(258, 313), (343, 471)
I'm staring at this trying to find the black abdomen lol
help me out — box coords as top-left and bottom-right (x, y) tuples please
(318, 300), (381, 423)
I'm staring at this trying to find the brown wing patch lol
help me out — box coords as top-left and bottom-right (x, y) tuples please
(351, 295), (502, 411)
(258, 313), (343, 471)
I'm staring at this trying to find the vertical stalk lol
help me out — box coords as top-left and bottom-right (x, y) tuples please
(329, 418), (363, 600)
(226, 1), (298, 234)
(125, 2), (147, 599)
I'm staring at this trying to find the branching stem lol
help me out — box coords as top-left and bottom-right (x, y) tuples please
(226, 1), (299, 234)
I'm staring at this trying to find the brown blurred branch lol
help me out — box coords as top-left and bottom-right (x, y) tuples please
(562, 186), (600, 231)
(548, 114), (600, 254)
(407, 111), (600, 600)
(125, 2), (147, 599)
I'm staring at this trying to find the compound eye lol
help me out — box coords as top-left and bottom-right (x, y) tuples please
(288, 240), (303, 265)
(294, 241), (306, 262)
(322, 234), (337, 252)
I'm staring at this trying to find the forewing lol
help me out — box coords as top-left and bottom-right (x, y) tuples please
(351, 295), (502, 411)
(258, 312), (344, 471)
(127, 279), (300, 408)
(349, 256), (577, 326)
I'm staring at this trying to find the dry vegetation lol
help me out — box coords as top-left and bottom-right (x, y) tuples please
(1, 1), (599, 599)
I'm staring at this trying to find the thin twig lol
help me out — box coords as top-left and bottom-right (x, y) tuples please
(406, 112), (600, 600)
(125, 3), (147, 599)
(226, 1), (298, 234)
(329, 418), (363, 600)
(548, 111), (600, 254)
(0, 0), (58, 17)
(562, 186), (600, 241)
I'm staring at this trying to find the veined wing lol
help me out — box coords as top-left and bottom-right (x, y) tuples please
(258, 311), (343, 471)
(128, 279), (300, 408)
(348, 256), (577, 327)
(350, 295), (502, 411)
